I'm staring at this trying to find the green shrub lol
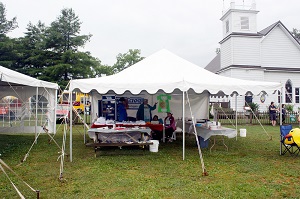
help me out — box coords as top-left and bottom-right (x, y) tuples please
(285, 104), (294, 112)
(248, 102), (259, 112)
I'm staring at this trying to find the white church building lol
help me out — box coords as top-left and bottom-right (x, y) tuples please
(205, 0), (300, 112)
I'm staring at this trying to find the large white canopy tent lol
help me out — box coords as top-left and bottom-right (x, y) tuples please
(0, 66), (59, 134)
(69, 49), (282, 162)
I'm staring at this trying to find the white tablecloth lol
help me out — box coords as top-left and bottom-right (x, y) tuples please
(188, 125), (237, 141)
(88, 128), (152, 142)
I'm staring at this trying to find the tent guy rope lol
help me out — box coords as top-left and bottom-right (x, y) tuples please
(0, 159), (40, 199)
(185, 92), (208, 176)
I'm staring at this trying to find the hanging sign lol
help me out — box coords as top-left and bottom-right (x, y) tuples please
(260, 94), (266, 103)
(157, 94), (171, 113)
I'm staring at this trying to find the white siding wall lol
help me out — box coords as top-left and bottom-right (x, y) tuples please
(230, 68), (264, 81)
(261, 26), (300, 68)
(229, 94), (245, 111)
(252, 93), (275, 112)
(232, 37), (260, 66)
(219, 70), (231, 77)
(264, 71), (300, 86)
(221, 39), (232, 68)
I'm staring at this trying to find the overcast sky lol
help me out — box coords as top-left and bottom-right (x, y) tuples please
(2, 0), (300, 67)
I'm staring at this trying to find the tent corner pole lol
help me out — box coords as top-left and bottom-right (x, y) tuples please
(235, 94), (238, 140)
(35, 87), (38, 144)
(182, 91), (185, 161)
(70, 89), (73, 162)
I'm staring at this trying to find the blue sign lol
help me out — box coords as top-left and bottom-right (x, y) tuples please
(116, 96), (143, 110)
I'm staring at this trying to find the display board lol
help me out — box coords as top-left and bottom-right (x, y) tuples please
(100, 95), (116, 120)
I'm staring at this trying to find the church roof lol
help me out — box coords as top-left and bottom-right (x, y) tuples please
(204, 53), (220, 73)
(258, 21), (280, 35)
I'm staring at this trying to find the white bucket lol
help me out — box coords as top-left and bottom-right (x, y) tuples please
(149, 140), (159, 152)
(240, 129), (247, 137)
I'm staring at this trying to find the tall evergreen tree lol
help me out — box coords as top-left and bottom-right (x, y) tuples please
(42, 8), (96, 88)
(0, 2), (18, 68)
(16, 21), (50, 77)
(0, 2), (17, 36)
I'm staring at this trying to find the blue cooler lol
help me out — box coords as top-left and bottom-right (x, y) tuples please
(198, 136), (209, 148)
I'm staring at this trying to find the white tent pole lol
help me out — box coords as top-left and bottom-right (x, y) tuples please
(182, 91), (185, 160)
(54, 89), (58, 134)
(83, 94), (86, 144)
(280, 86), (283, 155)
(279, 87), (283, 126)
(35, 87), (38, 144)
(235, 94), (238, 140)
(70, 89), (73, 162)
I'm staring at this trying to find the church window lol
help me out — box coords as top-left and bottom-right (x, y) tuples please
(226, 20), (229, 33)
(245, 96), (252, 105)
(285, 80), (293, 103)
(241, 17), (249, 30)
(295, 88), (299, 103)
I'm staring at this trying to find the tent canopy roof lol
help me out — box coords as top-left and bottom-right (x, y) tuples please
(0, 66), (59, 89)
(70, 49), (282, 95)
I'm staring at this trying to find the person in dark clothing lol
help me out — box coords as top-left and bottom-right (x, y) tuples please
(136, 99), (157, 122)
(282, 104), (286, 123)
(150, 115), (163, 140)
(117, 97), (127, 122)
(269, 101), (278, 126)
(164, 112), (176, 142)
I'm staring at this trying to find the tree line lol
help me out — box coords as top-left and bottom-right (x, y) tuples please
(1, 2), (300, 90)
(0, 2), (144, 89)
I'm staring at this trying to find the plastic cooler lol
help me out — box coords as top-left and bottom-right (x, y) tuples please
(198, 136), (209, 148)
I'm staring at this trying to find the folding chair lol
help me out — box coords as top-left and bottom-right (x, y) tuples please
(171, 122), (183, 141)
(280, 125), (300, 156)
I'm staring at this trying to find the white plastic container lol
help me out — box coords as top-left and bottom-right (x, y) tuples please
(149, 140), (159, 152)
(240, 129), (247, 137)
(97, 117), (106, 124)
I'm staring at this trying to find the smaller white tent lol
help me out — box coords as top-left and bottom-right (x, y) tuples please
(69, 49), (282, 161)
(0, 66), (59, 134)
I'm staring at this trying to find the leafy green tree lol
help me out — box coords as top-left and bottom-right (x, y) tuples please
(91, 60), (114, 77)
(291, 28), (300, 41)
(0, 2), (19, 68)
(112, 49), (144, 73)
(0, 2), (17, 35)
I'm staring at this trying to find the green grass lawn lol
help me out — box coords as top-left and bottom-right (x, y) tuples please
(0, 124), (300, 199)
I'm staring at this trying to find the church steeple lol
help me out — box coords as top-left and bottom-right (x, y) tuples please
(220, 0), (259, 38)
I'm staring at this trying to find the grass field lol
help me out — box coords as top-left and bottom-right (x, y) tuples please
(0, 124), (300, 199)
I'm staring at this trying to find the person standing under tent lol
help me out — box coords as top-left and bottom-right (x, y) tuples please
(117, 97), (127, 122)
(281, 104), (286, 124)
(269, 102), (278, 126)
(164, 112), (176, 142)
(136, 99), (157, 122)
